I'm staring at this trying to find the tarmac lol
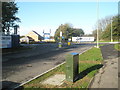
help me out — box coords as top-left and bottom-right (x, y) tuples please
(89, 44), (119, 89)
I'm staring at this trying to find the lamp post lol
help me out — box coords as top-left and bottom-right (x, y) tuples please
(96, 0), (99, 48)
(111, 19), (113, 42)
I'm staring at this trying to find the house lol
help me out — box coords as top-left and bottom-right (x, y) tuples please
(20, 36), (34, 43)
(26, 30), (43, 42)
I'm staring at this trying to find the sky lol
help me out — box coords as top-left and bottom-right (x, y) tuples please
(16, 1), (118, 36)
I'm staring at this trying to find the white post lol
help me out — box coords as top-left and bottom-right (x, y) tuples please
(59, 31), (62, 48)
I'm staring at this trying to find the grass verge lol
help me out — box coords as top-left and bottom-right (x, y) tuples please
(114, 43), (120, 51)
(79, 47), (103, 61)
(20, 47), (103, 89)
(94, 40), (119, 43)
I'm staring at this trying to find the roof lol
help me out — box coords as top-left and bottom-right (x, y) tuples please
(32, 30), (43, 38)
(20, 36), (34, 40)
(32, 30), (40, 35)
(27, 36), (34, 40)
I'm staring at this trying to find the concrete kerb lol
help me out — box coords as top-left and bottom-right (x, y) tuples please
(14, 46), (93, 89)
(78, 46), (93, 56)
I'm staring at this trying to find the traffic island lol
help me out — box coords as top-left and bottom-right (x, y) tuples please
(18, 47), (103, 89)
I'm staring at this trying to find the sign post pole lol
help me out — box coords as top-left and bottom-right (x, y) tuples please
(59, 31), (62, 48)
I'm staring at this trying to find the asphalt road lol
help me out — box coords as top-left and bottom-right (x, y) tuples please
(2, 43), (95, 89)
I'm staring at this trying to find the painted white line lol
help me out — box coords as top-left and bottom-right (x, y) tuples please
(109, 42), (120, 44)
(14, 46), (93, 89)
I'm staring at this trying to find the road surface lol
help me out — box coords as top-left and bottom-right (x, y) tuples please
(2, 43), (95, 89)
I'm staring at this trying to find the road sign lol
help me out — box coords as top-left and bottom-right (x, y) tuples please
(60, 31), (62, 37)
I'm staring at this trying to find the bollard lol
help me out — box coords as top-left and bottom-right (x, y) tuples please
(67, 41), (71, 46)
(59, 42), (62, 48)
(66, 52), (79, 82)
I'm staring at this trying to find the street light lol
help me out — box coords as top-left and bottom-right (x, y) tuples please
(96, 0), (99, 48)
(111, 19), (113, 42)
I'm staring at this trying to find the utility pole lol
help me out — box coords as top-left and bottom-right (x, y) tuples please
(111, 19), (113, 42)
(96, 0), (99, 48)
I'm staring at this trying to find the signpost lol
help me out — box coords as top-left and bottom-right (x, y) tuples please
(0, 36), (12, 48)
(59, 31), (62, 48)
(72, 37), (95, 42)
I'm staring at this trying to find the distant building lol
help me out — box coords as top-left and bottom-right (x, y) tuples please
(26, 30), (43, 42)
(20, 36), (34, 43)
(44, 33), (50, 40)
(42, 30), (55, 42)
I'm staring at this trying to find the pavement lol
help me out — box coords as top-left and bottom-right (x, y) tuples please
(89, 44), (119, 89)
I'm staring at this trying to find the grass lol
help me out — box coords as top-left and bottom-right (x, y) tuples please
(114, 43), (120, 51)
(94, 40), (119, 43)
(93, 40), (111, 43)
(21, 47), (103, 89)
(99, 44), (105, 47)
(79, 47), (103, 61)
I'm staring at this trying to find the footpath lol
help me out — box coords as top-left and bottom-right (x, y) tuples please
(89, 44), (119, 89)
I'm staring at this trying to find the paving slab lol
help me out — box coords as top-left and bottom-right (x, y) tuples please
(41, 74), (65, 86)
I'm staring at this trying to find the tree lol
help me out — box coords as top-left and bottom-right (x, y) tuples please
(2, 2), (20, 34)
(92, 16), (113, 40)
(92, 15), (120, 40)
(101, 24), (111, 40)
(92, 29), (97, 40)
(101, 15), (120, 41)
(112, 15), (120, 40)
(92, 15), (120, 41)
(68, 28), (84, 39)
(54, 23), (84, 42)
(54, 24), (71, 42)
(92, 29), (103, 41)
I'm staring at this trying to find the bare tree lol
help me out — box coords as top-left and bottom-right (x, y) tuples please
(92, 15), (113, 40)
